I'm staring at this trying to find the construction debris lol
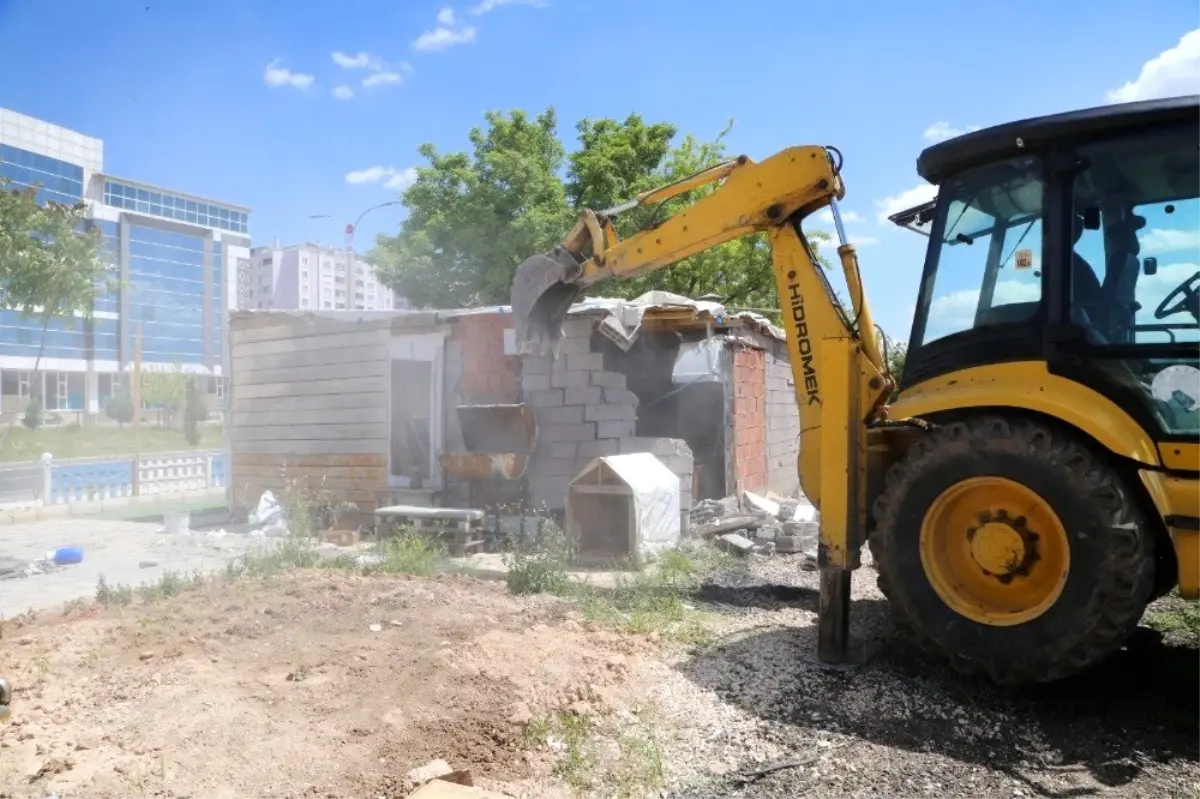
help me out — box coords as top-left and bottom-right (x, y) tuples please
(689, 490), (819, 557)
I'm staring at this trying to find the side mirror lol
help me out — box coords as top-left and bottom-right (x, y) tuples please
(1082, 206), (1102, 230)
(1144, 257), (1158, 276)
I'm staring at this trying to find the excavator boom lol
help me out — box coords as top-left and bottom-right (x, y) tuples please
(510, 144), (893, 661)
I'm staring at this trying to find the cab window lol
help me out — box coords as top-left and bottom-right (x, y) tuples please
(916, 156), (1044, 347)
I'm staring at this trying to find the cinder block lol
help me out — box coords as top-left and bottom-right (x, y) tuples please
(577, 439), (620, 459)
(530, 453), (579, 477)
(520, 373), (551, 391)
(603, 388), (640, 405)
(557, 336), (593, 355)
(539, 422), (597, 442)
(619, 437), (694, 459)
(529, 476), (571, 510)
(565, 386), (603, 405)
(547, 441), (578, 459)
(527, 389), (564, 407)
(544, 405), (585, 424)
(590, 371), (627, 389)
(566, 352), (604, 372)
(585, 404), (636, 422)
(596, 421), (636, 439)
(561, 318), (595, 338)
(551, 370), (591, 389)
(522, 356), (552, 374)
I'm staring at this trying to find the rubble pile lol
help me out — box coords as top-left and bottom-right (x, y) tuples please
(690, 490), (819, 558)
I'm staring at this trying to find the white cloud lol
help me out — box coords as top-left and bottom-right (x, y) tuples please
(875, 183), (937, 224)
(815, 208), (862, 224)
(927, 279), (1041, 335)
(923, 121), (981, 143)
(363, 71), (403, 88)
(414, 7), (478, 51)
(414, 25), (477, 51)
(332, 50), (384, 71)
(346, 166), (418, 192)
(1106, 28), (1200, 103)
(471, 0), (547, 13)
(332, 85), (355, 100)
(263, 58), (314, 90)
(852, 236), (879, 247)
(384, 167), (419, 191)
(1141, 228), (1200, 254)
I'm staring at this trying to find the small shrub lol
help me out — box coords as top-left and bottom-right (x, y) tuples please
(504, 517), (573, 596)
(22, 395), (41, 429)
(105, 393), (134, 427)
(377, 528), (442, 575)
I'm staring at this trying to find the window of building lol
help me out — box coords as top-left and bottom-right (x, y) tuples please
(323, 300), (332, 309)
(301, 299), (309, 308)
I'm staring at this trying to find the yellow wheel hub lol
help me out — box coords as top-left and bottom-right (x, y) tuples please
(919, 476), (1070, 626)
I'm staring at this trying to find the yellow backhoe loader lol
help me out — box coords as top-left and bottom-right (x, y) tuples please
(511, 95), (1200, 684)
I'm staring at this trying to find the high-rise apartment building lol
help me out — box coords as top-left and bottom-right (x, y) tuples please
(244, 241), (406, 312)
(0, 108), (250, 415)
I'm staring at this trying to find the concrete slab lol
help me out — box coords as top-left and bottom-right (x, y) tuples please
(0, 517), (267, 617)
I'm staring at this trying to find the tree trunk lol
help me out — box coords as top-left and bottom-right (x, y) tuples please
(0, 315), (51, 455)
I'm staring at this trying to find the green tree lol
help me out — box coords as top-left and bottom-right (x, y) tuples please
(0, 178), (108, 451)
(372, 107), (838, 316)
(373, 108), (571, 308)
(881, 332), (908, 401)
(141, 363), (190, 430)
(105, 392), (135, 427)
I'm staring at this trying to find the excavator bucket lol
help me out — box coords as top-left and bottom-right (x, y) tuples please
(510, 245), (586, 355)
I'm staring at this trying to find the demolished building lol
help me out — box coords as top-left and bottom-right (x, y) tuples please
(225, 292), (802, 525)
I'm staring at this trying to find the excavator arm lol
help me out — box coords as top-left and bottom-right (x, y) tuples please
(511, 144), (894, 662)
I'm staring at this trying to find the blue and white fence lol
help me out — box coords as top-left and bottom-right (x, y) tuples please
(39, 450), (227, 505)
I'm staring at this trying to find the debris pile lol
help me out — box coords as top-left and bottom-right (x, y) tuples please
(690, 490), (818, 558)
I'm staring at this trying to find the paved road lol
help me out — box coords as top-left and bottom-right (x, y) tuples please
(0, 464), (40, 504)
(0, 517), (268, 617)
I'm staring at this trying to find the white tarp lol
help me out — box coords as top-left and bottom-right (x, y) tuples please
(568, 452), (681, 556)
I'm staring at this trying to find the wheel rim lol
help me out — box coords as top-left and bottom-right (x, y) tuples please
(919, 476), (1070, 626)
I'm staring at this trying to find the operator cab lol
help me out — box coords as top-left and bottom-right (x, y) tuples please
(898, 95), (1200, 441)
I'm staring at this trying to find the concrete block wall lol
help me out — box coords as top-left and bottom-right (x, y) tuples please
(520, 316), (694, 512)
(764, 342), (801, 496)
(730, 344), (768, 493)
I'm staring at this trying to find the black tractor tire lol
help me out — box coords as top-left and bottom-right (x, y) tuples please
(870, 414), (1156, 685)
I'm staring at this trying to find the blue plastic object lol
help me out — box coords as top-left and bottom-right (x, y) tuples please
(52, 546), (84, 565)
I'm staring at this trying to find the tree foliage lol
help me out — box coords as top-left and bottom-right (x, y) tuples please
(372, 108), (835, 313)
(0, 178), (108, 449)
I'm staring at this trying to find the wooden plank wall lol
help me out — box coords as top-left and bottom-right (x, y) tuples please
(228, 315), (393, 511)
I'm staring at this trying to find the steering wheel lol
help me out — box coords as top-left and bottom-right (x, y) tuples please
(1154, 271), (1200, 320)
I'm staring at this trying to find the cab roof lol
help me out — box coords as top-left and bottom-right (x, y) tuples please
(916, 95), (1200, 185)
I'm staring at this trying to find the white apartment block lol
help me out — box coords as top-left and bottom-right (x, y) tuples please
(243, 241), (408, 312)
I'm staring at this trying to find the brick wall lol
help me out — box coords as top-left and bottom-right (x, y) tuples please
(450, 314), (518, 405)
(731, 344), (768, 493)
(764, 341), (801, 496)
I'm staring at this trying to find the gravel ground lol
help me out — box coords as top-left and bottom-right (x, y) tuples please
(642, 550), (1200, 799)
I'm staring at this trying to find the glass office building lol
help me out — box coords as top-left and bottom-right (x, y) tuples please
(0, 107), (251, 416)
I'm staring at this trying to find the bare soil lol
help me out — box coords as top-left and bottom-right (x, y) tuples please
(1, 559), (1197, 799)
(0, 571), (651, 798)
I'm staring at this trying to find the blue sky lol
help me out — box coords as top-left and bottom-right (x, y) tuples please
(1, 0), (1197, 336)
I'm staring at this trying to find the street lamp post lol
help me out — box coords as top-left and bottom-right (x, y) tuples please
(306, 201), (402, 309)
